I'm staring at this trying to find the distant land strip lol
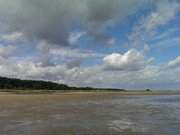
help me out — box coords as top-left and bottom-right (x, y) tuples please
(0, 76), (125, 92)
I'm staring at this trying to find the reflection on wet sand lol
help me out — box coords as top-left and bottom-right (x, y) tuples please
(0, 93), (180, 135)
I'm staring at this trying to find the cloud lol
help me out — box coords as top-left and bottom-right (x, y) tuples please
(167, 56), (180, 68)
(0, 47), (153, 87)
(103, 49), (152, 71)
(50, 47), (104, 59)
(154, 37), (180, 49)
(36, 40), (104, 61)
(143, 0), (180, 31)
(0, 0), (150, 46)
(0, 0), (180, 90)
(1, 48), (180, 89)
(68, 31), (86, 45)
(0, 45), (17, 58)
(0, 32), (23, 43)
(152, 27), (180, 41)
(128, 0), (180, 48)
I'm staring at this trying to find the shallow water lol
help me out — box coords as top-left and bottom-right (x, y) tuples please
(0, 94), (180, 135)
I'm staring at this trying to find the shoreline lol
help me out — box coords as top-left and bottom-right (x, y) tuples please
(0, 91), (180, 104)
(0, 90), (180, 96)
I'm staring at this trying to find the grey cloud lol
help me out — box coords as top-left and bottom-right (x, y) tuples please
(85, 0), (149, 45)
(0, 0), (150, 46)
(0, 32), (24, 43)
(29, 40), (104, 68)
(66, 59), (82, 69)
(0, 45), (17, 58)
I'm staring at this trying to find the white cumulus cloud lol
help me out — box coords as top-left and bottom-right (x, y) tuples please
(103, 49), (153, 71)
(167, 56), (180, 68)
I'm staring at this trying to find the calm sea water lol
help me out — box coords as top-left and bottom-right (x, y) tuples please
(0, 95), (180, 135)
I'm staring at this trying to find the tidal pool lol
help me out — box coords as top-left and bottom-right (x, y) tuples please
(0, 93), (180, 135)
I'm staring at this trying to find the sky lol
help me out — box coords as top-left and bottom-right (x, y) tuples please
(0, 0), (180, 90)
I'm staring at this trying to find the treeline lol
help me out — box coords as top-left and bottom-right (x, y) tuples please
(0, 76), (125, 91)
(0, 76), (70, 90)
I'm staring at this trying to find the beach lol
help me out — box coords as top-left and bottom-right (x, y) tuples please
(0, 92), (180, 135)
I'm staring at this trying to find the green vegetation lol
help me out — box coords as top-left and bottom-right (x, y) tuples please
(0, 76), (69, 90)
(0, 76), (126, 92)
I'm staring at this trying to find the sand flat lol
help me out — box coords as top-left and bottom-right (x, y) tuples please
(0, 92), (180, 135)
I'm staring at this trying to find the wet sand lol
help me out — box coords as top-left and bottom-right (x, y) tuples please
(0, 92), (180, 135)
